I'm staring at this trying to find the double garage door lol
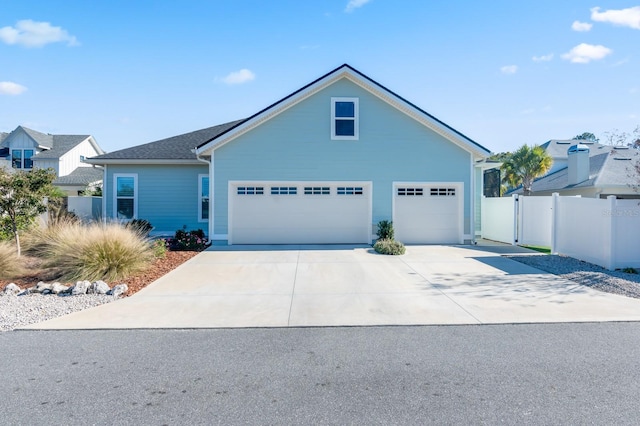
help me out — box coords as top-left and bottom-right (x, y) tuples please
(228, 181), (462, 245)
(229, 182), (372, 244)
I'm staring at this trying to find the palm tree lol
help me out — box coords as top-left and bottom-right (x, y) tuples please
(501, 144), (553, 196)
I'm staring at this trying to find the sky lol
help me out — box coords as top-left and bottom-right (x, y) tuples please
(1, 0), (639, 154)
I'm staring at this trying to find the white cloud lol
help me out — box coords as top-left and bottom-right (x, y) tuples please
(571, 20), (592, 31)
(561, 43), (612, 63)
(345, 0), (371, 13)
(221, 69), (256, 85)
(532, 53), (554, 62)
(0, 19), (78, 48)
(0, 81), (27, 95)
(500, 65), (518, 74)
(591, 6), (640, 30)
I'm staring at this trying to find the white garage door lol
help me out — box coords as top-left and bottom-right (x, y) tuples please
(229, 182), (372, 244)
(393, 183), (463, 244)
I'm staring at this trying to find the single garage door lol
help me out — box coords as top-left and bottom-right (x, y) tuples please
(229, 182), (372, 244)
(393, 183), (463, 244)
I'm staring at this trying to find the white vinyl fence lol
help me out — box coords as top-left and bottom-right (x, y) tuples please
(482, 193), (640, 270)
(67, 196), (102, 221)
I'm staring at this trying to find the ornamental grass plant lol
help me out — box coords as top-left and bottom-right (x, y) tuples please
(27, 220), (155, 282)
(0, 241), (22, 279)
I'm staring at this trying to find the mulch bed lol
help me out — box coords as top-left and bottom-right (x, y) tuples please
(0, 250), (201, 297)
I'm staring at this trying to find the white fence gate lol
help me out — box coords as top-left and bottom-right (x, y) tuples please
(481, 193), (640, 270)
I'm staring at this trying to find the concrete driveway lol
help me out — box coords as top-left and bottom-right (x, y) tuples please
(23, 244), (640, 330)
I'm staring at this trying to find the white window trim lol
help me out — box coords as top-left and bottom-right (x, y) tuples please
(331, 97), (359, 140)
(198, 174), (209, 223)
(113, 173), (138, 220)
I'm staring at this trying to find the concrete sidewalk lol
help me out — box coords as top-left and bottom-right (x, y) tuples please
(22, 244), (640, 330)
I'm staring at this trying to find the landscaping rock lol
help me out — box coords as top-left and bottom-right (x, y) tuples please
(89, 280), (110, 295)
(35, 282), (52, 293)
(109, 284), (128, 298)
(71, 280), (91, 295)
(2, 283), (21, 296)
(51, 283), (70, 295)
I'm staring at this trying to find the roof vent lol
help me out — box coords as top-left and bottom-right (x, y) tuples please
(568, 144), (590, 153)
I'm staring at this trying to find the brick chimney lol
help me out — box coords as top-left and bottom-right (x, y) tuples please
(567, 144), (589, 185)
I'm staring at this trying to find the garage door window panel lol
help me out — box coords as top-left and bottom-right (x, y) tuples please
(337, 186), (363, 195)
(237, 186), (264, 195)
(304, 187), (330, 195)
(271, 186), (297, 195)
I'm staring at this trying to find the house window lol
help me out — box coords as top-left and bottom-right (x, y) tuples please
(114, 174), (137, 220)
(11, 149), (34, 169)
(199, 175), (209, 222)
(337, 186), (363, 195)
(331, 97), (359, 140)
(397, 188), (424, 196)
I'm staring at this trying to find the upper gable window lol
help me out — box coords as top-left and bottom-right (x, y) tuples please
(331, 97), (359, 140)
(11, 149), (34, 169)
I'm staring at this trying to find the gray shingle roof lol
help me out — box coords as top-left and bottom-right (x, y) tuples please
(541, 139), (610, 159)
(515, 148), (640, 193)
(20, 126), (54, 149)
(90, 120), (246, 161)
(53, 167), (103, 186)
(33, 135), (92, 159)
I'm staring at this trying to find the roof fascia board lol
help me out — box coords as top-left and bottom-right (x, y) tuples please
(85, 159), (203, 165)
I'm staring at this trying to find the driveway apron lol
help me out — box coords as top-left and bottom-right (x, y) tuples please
(22, 244), (640, 329)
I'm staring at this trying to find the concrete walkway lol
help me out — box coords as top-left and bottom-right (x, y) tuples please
(22, 244), (640, 330)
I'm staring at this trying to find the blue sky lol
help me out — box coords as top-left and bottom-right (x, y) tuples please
(1, 0), (639, 154)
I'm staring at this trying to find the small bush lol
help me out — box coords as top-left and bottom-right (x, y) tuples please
(167, 229), (208, 251)
(622, 267), (638, 274)
(377, 220), (394, 240)
(152, 238), (168, 258)
(0, 241), (22, 279)
(35, 221), (155, 282)
(374, 238), (406, 255)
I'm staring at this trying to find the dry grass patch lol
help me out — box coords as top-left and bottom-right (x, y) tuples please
(0, 241), (23, 279)
(29, 220), (155, 282)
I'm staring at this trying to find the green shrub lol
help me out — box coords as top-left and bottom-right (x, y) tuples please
(622, 267), (638, 274)
(152, 238), (168, 258)
(374, 238), (406, 255)
(167, 229), (208, 251)
(377, 220), (394, 240)
(0, 241), (22, 279)
(35, 221), (155, 282)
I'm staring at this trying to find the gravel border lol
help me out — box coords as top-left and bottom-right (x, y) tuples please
(507, 254), (640, 298)
(0, 293), (115, 332)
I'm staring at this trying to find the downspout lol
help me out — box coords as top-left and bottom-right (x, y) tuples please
(195, 150), (213, 244)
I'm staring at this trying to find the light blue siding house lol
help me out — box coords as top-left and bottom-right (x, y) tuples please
(89, 64), (490, 244)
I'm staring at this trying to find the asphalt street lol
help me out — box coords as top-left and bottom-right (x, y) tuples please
(2, 323), (640, 425)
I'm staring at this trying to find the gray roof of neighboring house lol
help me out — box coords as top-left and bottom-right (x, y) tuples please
(514, 148), (640, 193)
(0, 126), (103, 158)
(53, 167), (103, 186)
(33, 135), (93, 159)
(89, 120), (246, 161)
(540, 139), (610, 159)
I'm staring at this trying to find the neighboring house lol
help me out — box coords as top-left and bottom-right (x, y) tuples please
(513, 141), (640, 199)
(0, 126), (106, 195)
(88, 64), (491, 244)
